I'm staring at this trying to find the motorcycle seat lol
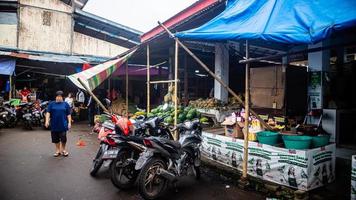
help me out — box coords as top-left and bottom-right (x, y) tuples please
(160, 138), (181, 149)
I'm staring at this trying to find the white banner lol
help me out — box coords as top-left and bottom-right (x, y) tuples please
(201, 132), (336, 191)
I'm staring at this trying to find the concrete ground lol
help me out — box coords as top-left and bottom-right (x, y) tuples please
(0, 123), (264, 200)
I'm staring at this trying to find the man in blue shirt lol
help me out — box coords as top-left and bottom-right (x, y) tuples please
(45, 91), (72, 157)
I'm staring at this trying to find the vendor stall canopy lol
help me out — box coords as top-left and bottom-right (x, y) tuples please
(176, 0), (356, 44)
(68, 50), (136, 91)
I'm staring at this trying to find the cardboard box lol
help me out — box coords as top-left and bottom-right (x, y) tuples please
(222, 120), (243, 138)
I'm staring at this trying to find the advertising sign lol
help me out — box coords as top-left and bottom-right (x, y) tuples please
(201, 132), (335, 191)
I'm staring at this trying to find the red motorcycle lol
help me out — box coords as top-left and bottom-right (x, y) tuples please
(90, 114), (131, 177)
(90, 117), (118, 176)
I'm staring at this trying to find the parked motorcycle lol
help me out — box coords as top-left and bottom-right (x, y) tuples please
(0, 119), (4, 129)
(90, 119), (118, 176)
(20, 102), (34, 130)
(135, 119), (202, 199)
(110, 116), (174, 189)
(0, 101), (17, 128)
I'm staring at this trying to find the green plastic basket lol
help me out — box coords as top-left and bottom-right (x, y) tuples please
(312, 135), (330, 148)
(10, 99), (21, 106)
(282, 135), (312, 150)
(257, 131), (280, 146)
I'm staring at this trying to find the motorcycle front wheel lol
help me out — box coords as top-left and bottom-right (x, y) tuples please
(110, 149), (138, 189)
(90, 144), (106, 177)
(138, 157), (167, 200)
(24, 120), (33, 130)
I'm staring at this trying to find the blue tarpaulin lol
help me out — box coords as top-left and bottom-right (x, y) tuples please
(0, 58), (16, 75)
(176, 0), (356, 44)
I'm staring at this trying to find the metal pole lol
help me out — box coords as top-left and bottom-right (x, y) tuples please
(174, 39), (179, 141)
(146, 44), (150, 113)
(9, 75), (12, 99)
(126, 61), (129, 117)
(77, 78), (109, 113)
(157, 22), (272, 130)
(242, 40), (250, 179)
(184, 54), (188, 106)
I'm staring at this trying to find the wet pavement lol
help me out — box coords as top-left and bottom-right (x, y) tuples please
(0, 123), (264, 200)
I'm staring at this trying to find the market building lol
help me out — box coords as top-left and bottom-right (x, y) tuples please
(124, 0), (356, 196)
(0, 0), (355, 199)
(0, 0), (141, 100)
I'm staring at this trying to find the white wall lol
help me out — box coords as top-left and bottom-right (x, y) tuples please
(18, 0), (73, 53)
(73, 32), (128, 57)
(0, 25), (17, 47)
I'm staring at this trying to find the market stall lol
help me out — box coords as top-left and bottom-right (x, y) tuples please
(169, 0), (356, 191)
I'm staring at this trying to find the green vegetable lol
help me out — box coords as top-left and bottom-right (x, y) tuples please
(178, 113), (186, 121)
(186, 113), (193, 120)
(187, 108), (197, 118)
(147, 113), (155, 118)
(200, 117), (209, 123)
(184, 106), (192, 112)
(165, 116), (173, 124)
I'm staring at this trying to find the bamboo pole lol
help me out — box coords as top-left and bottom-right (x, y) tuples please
(174, 39), (179, 141)
(9, 75), (12, 99)
(146, 45), (150, 113)
(126, 61), (129, 117)
(157, 22), (272, 131)
(77, 78), (109, 113)
(184, 54), (188, 106)
(242, 40), (250, 179)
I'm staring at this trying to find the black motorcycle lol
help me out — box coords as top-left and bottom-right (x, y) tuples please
(110, 116), (173, 190)
(0, 119), (4, 129)
(135, 119), (202, 200)
(0, 101), (17, 128)
(20, 102), (34, 130)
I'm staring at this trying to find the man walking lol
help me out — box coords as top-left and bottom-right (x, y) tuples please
(45, 91), (71, 157)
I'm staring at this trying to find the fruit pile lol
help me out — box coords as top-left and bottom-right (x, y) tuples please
(146, 104), (201, 124)
(111, 98), (137, 115)
(132, 103), (209, 125)
(189, 98), (223, 109)
(189, 96), (243, 110)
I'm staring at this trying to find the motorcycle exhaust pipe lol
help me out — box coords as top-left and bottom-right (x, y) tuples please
(157, 168), (176, 182)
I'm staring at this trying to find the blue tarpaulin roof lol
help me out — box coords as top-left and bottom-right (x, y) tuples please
(0, 58), (15, 75)
(176, 0), (356, 44)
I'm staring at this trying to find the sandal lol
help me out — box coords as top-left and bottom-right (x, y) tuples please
(53, 152), (61, 157)
(62, 151), (69, 157)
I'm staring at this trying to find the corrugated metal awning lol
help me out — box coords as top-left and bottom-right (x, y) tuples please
(0, 50), (86, 63)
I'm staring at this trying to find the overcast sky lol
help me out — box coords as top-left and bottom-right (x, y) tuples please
(84, 0), (197, 33)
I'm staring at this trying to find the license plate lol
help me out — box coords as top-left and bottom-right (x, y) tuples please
(135, 150), (153, 170)
(103, 160), (112, 167)
(102, 149), (118, 160)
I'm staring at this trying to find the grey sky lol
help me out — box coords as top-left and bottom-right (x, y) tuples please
(84, 0), (197, 33)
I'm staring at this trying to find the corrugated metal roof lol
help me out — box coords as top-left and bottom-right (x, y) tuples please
(0, 47), (110, 64)
(141, 0), (225, 42)
(74, 9), (142, 48)
(60, 0), (89, 9)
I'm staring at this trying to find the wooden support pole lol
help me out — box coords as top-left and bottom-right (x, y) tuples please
(184, 54), (188, 106)
(174, 39), (179, 141)
(77, 78), (109, 113)
(242, 40), (250, 179)
(126, 61), (129, 117)
(157, 22), (272, 131)
(146, 45), (150, 113)
(9, 75), (12, 99)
